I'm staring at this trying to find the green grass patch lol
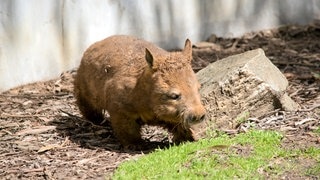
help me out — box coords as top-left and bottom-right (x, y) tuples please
(314, 126), (320, 134)
(306, 162), (320, 177)
(112, 130), (319, 179)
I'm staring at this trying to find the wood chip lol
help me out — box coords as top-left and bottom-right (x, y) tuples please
(15, 126), (56, 136)
(38, 144), (61, 153)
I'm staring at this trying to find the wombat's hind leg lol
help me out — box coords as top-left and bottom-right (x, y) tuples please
(110, 114), (143, 148)
(76, 95), (104, 124)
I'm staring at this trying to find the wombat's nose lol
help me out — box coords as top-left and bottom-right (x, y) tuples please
(199, 114), (205, 121)
(187, 114), (206, 124)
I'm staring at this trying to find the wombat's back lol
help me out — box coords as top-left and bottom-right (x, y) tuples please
(82, 35), (167, 73)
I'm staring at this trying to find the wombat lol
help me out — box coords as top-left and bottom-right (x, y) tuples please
(74, 35), (206, 147)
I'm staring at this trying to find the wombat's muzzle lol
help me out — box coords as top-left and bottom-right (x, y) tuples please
(186, 114), (206, 125)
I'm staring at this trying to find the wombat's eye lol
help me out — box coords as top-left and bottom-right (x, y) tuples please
(167, 93), (181, 100)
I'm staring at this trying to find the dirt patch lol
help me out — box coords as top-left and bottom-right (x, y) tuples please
(1, 21), (320, 179)
(0, 71), (170, 179)
(258, 157), (319, 179)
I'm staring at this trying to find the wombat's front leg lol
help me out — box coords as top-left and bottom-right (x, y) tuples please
(171, 125), (195, 144)
(109, 114), (143, 148)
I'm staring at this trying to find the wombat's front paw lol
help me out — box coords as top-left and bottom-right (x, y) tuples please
(189, 120), (207, 141)
(172, 127), (195, 144)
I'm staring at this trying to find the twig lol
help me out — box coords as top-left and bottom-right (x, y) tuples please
(295, 118), (316, 126)
(0, 93), (70, 98)
(15, 126), (56, 135)
(289, 87), (303, 97)
(105, 165), (118, 169)
(1, 113), (56, 118)
(6, 167), (45, 174)
(0, 152), (21, 157)
(265, 116), (284, 124)
(59, 109), (80, 118)
(298, 104), (320, 112)
(272, 61), (316, 67)
(221, 129), (239, 135)
(1, 129), (13, 135)
(280, 126), (299, 131)
(258, 109), (281, 119)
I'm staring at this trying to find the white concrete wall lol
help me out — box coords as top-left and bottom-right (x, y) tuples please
(0, 0), (319, 92)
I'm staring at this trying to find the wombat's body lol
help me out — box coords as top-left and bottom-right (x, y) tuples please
(74, 35), (206, 147)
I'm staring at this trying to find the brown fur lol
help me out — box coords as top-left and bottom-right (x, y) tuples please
(74, 35), (206, 147)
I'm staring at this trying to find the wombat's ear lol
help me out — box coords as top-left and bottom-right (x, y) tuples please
(183, 39), (192, 61)
(145, 48), (154, 68)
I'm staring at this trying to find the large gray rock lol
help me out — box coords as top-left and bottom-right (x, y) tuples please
(196, 48), (299, 130)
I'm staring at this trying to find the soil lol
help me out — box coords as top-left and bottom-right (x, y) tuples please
(1, 21), (320, 179)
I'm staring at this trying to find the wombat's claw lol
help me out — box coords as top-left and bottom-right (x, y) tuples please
(99, 118), (108, 125)
(189, 128), (199, 141)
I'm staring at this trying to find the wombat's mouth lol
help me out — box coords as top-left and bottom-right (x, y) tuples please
(157, 108), (206, 129)
(180, 113), (206, 130)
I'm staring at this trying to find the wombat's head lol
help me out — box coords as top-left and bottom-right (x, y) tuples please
(145, 39), (206, 128)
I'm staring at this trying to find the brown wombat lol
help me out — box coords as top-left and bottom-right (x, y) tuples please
(74, 35), (206, 147)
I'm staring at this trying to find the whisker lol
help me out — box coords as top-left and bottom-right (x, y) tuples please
(171, 121), (181, 131)
(178, 109), (188, 129)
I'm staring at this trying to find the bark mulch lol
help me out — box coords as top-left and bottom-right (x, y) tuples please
(1, 21), (319, 179)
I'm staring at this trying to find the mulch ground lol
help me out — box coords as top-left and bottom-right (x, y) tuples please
(1, 21), (319, 179)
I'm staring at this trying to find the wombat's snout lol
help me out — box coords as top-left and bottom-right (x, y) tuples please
(186, 113), (206, 124)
